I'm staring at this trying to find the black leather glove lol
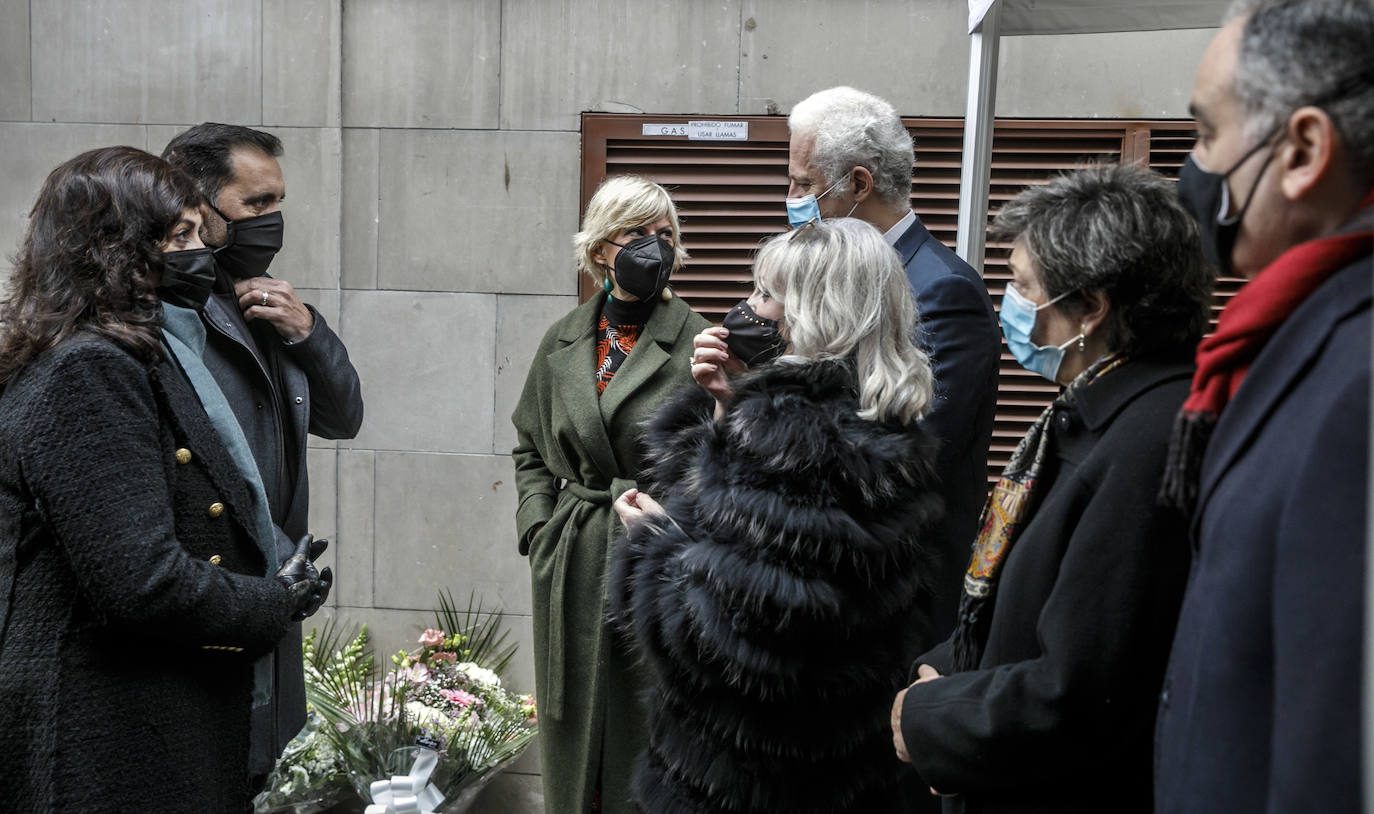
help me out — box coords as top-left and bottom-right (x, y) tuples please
(274, 534), (332, 620)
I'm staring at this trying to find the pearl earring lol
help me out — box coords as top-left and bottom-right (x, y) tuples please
(1078, 325), (1087, 353)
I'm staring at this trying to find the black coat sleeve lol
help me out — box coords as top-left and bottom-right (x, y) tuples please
(900, 424), (1190, 794)
(21, 343), (296, 651)
(285, 305), (364, 440)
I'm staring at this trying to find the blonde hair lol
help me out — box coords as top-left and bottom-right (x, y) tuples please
(753, 218), (932, 424)
(572, 175), (687, 285)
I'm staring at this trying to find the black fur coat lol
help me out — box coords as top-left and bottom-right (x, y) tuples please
(609, 357), (942, 813)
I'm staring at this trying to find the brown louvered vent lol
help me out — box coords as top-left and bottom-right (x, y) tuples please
(580, 114), (1227, 485)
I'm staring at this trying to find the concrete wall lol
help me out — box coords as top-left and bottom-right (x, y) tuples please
(0, 1), (1215, 809)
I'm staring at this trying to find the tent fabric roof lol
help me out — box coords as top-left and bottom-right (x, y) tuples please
(969, 0), (1229, 36)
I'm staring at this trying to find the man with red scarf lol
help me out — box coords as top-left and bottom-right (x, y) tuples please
(1154, 1), (1374, 812)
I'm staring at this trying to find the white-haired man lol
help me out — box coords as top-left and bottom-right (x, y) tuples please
(787, 87), (1002, 658)
(1154, 1), (1374, 812)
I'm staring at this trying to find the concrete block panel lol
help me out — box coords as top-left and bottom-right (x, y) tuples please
(146, 125), (182, 157)
(316, 605), (430, 663)
(263, 0), (342, 127)
(997, 28), (1215, 118)
(271, 127), (342, 291)
(341, 0), (500, 129)
(339, 290), (496, 453)
(376, 130), (579, 295)
(0, 0), (30, 121)
(335, 449), (376, 607)
(492, 294), (578, 455)
(372, 451), (531, 616)
(0, 123), (148, 277)
(305, 447), (338, 609)
(31, 0), (260, 125)
(341, 128), (379, 290)
(500, 0), (745, 132)
(740, 0), (969, 117)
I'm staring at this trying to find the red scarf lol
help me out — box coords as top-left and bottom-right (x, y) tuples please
(1160, 190), (1374, 511)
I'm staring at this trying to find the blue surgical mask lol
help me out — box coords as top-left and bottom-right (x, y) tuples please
(785, 177), (846, 229)
(1000, 284), (1082, 383)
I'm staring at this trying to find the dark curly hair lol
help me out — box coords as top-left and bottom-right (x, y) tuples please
(991, 163), (1215, 358)
(0, 146), (203, 387)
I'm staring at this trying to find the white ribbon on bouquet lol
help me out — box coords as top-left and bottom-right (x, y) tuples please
(363, 747), (447, 814)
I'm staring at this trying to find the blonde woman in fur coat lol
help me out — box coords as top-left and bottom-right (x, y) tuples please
(610, 218), (942, 813)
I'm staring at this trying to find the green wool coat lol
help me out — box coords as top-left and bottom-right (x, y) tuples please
(512, 293), (708, 814)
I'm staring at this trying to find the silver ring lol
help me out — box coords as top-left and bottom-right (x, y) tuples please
(261, 291), (270, 307)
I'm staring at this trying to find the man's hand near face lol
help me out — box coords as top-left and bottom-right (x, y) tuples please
(233, 277), (314, 343)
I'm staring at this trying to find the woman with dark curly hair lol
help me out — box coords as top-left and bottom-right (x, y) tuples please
(891, 164), (1214, 814)
(0, 146), (328, 812)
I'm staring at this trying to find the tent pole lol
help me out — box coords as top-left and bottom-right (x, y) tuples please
(956, 0), (1002, 271)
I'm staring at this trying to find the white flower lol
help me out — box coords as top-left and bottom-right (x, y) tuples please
(456, 662), (501, 688)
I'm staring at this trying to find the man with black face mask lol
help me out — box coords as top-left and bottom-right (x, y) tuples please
(1153, 2), (1374, 813)
(162, 123), (364, 787)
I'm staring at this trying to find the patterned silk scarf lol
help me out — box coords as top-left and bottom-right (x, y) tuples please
(951, 353), (1127, 672)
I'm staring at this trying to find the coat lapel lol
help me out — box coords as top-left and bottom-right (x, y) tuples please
(598, 298), (689, 425)
(1197, 258), (1372, 511)
(547, 298), (621, 477)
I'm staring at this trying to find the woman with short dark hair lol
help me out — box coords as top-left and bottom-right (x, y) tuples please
(0, 146), (326, 812)
(891, 164), (1213, 814)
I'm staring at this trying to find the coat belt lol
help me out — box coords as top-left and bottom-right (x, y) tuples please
(543, 477), (638, 722)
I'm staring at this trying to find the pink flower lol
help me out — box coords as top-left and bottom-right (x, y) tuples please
(418, 629), (445, 648)
(430, 651), (457, 665)
(397, 663), (430, 686)
(440, 688), (477, 708)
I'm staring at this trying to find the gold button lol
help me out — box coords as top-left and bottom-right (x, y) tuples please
(208, 554), (222, 566)
(175, 448), (192, 465)
(207, 502), (224, 518)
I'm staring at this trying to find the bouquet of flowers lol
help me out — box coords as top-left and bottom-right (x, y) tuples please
(255, 593), (537, 814)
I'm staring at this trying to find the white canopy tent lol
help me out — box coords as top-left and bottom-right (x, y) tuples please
(954, 6), (1373, 813)
(954, 0), (1228, 266)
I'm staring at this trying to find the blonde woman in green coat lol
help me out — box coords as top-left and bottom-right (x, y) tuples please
(512, 175), (709, 813)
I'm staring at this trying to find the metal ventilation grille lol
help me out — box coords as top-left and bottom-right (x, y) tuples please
(581, 114), (1220, 484)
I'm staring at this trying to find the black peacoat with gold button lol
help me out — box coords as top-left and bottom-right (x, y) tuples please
(0, 335), (297, 813)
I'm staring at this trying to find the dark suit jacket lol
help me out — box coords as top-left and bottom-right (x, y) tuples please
(1154, 246), (1371, 814)
(201, 270), (364, 773)
(894, 215), (1001, 648)
(901, 358), (1193, 814)
(0, 336), (296, 812)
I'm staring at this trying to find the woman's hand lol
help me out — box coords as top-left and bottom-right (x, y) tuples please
(891, 664), (944, 766)
(613, 488), (666, 532)
(691, 327), (744, 413)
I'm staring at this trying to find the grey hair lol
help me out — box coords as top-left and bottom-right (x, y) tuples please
(752, 218), (932, 424)
(1225, 0), (1374, 180)
(991, 164), (1215, 358)
(788, 87), (914, 210)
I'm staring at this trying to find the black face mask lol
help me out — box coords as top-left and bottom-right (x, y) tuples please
(607, 234), (674, 301)
(722, 299), (786, 366)
(1176, 130), (1281, 277)
(158, 247), (217, 310)
(212, 208), (284, 279)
